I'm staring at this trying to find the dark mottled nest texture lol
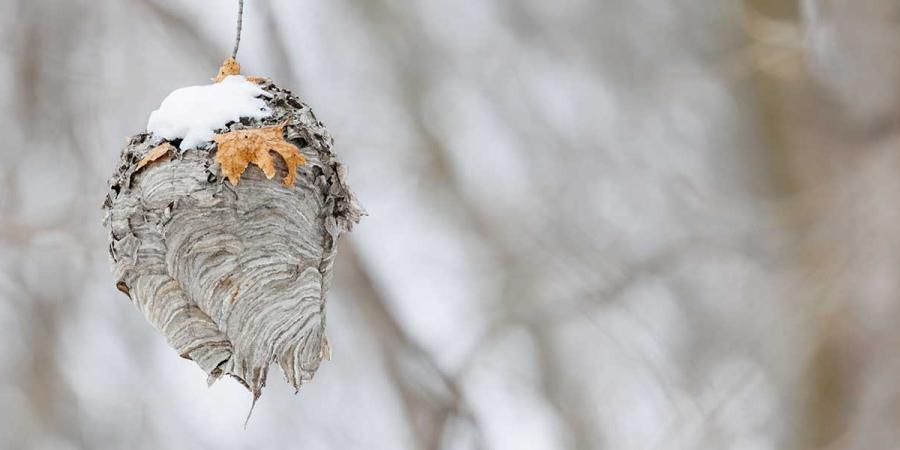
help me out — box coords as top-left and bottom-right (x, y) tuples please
(102, 80), (363, 399)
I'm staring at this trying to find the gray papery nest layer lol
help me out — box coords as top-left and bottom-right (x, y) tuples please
(102, 81), (363, 404)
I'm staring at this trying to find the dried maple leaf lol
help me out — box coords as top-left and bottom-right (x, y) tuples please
(214, 57), (242, 83)
(214, 122), (306, 186)
(136, 142), (175, 171)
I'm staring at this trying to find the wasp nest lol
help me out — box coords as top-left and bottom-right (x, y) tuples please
(102, 72), (363, 401)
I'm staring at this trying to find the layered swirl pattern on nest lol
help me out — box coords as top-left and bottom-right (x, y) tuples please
(103, 81), (363, 400)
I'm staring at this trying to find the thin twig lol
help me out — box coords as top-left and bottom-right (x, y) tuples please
(232, 0), (244, 58)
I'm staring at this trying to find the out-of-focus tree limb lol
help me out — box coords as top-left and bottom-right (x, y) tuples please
(132, 0), (221, 67)
(337, 242), (485, 450)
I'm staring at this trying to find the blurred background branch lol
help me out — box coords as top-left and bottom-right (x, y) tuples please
(2, 0), (899, 449)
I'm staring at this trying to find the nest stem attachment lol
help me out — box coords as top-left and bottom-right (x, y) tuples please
(232, 0), (245, 59)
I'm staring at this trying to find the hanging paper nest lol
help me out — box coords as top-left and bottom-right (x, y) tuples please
(102, 60), (363, 401)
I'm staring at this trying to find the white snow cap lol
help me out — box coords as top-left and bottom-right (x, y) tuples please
(147, 75), (273, 150)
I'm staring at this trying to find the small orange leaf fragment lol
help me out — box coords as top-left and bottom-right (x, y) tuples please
(214, 57), (242, 83)
(136, 142), (175, 171)
(214, 122), (306, 187)
(213, 57), (269, 84)
(245, 76), (270, 85)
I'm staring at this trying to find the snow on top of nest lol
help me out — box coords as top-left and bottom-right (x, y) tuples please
(147, 75), (273, 150)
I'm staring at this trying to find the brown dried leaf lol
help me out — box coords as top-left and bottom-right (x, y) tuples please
(214, 122), (306, 186)
(214, 57), (242, 83)
(136, 142), (175, 171)
(246, 75), (271, 85)
(213, 57), (269, 84)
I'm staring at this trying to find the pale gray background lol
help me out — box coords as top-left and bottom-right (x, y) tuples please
(1, 0), (899, 449)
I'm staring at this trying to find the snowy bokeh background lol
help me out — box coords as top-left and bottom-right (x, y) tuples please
(3, 0), (900, 449)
